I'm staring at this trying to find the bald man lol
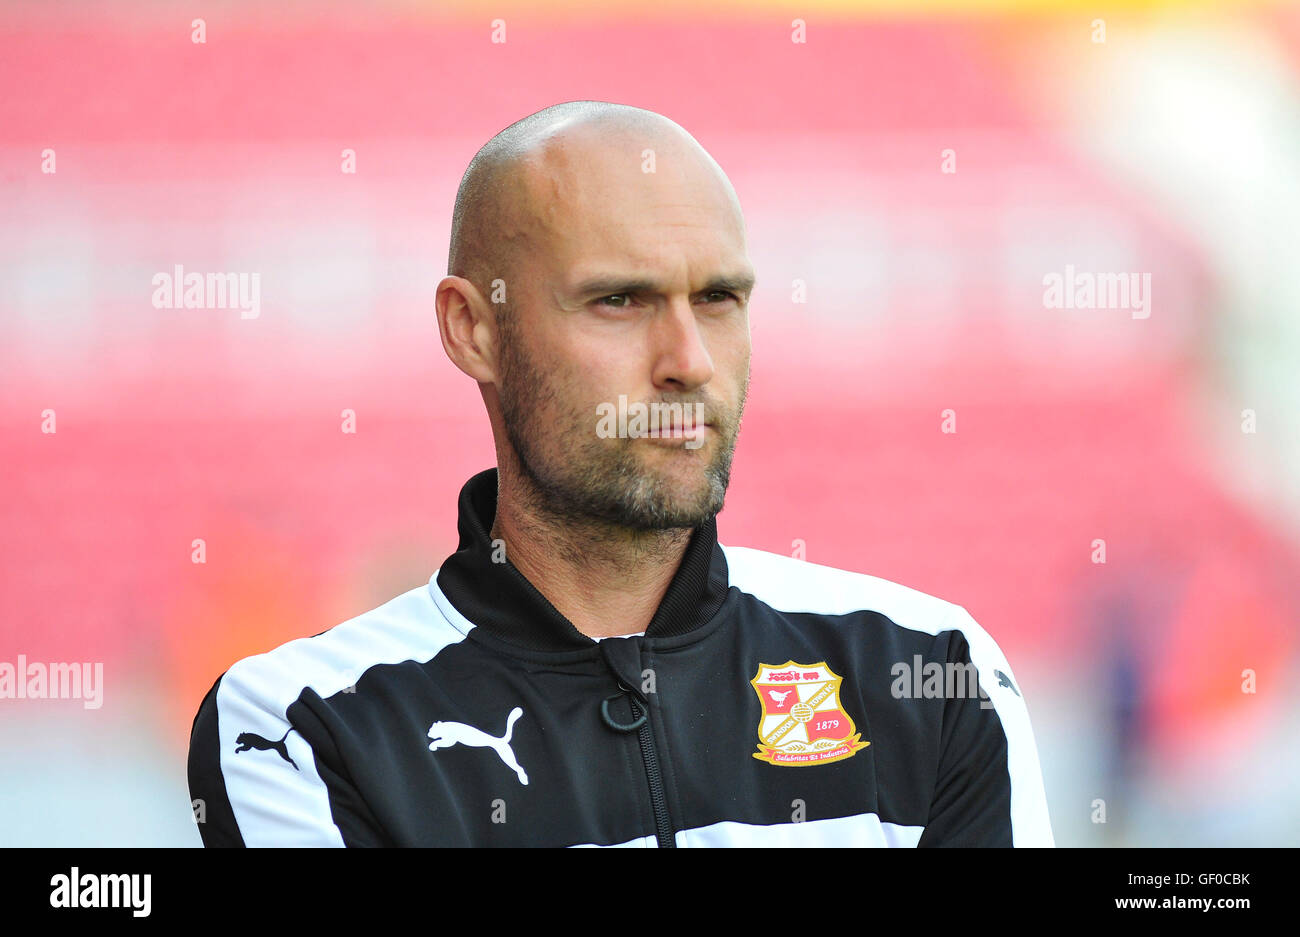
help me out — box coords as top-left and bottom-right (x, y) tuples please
(188, 101), (1054, 848)
(438, 101), (752, 639)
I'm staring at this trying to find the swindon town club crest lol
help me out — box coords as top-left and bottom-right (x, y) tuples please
(750, 661), (869, 766)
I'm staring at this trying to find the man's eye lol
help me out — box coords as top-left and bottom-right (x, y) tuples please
(595, 292), (738, 308)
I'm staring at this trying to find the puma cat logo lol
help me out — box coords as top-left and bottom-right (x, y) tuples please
(427, 707), (528, 786)
(994, 670), (1020, 696)
(235, 728), (298, 770)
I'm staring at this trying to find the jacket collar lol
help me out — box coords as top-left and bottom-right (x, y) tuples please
(436, 468), (730, 652)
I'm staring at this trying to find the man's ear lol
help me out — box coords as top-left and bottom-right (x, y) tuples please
(436, 276), (498, 383)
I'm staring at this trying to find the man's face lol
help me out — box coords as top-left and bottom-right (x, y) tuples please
(494, 129), (753, 531)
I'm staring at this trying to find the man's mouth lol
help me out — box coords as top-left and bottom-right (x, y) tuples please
(646, 421), (711, 438)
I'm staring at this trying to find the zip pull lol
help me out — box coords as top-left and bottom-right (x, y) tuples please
(600, 683), (647, 732)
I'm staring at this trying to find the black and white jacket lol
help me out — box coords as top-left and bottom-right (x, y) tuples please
(188, 468), (1054, 847)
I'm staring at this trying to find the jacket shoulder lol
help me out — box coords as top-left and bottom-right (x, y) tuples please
(719, 544), (1054, 847)
(212, 580), (458, 714)
(187, 580), (466, 846)
(719, 543), (964, 635)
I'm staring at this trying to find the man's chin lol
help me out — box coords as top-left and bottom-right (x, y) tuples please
(516, 432), (731, 531)
(608, 455), (726, 530)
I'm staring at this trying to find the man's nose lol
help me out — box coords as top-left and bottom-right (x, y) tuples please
(650, 298), (714, 392)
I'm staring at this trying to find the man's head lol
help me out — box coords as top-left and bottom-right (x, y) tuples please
(436, 101), (753, 532)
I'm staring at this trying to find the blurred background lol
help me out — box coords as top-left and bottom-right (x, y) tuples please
(1, 0), (1297, 846)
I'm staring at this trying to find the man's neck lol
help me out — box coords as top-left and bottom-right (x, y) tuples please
(489, 472), (693, 640)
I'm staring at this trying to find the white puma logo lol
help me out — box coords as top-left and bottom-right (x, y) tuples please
(768, 689), (792, 704)
(427, 707), (529, 786)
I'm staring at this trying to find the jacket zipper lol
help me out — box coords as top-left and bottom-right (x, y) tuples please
(628, 694), (676, 848)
